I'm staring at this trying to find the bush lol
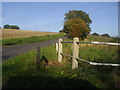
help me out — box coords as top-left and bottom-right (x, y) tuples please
(101, 34), (110, 37)
(3, 24), (10, 29)
(91, 32), (99, 36)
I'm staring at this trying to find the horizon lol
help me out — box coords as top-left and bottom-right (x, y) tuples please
(2, 2), (119, 37)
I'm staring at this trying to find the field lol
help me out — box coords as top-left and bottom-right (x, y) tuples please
(2, 34), (65, 46)
(1, 29), (65, 46)
(1, 29), (59, 39)
(2, 35), (120, 88)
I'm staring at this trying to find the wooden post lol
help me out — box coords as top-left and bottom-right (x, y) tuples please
(58, 38), (63, 63)
(72, 37), (79, 69)
(56, 42), (58, 53)
(36, 46), (40, 68)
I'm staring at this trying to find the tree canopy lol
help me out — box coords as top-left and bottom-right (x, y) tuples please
(64, 10), (92, 24)
(64, 18), (90, 40)
(60, 10), (92, 40)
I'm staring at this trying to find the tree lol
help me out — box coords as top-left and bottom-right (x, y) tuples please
(10, 25), (20, 29)
(91, 32), (100, 36)
(101, 34), (110, 37)
(64, 18), (90, 40)
(60, 10), (92, 40)
(4, 24), (10, 29)
(64, 10), (92, 31)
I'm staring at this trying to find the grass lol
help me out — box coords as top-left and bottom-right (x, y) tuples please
(2, 33), (65, 46)
(62, 37), (120, 88)
(2, 35), (120, 88)
(2, 45), (97, 88)
(88, 35), (114, 42)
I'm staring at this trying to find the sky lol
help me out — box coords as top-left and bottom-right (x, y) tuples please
(2, 2), (119, 36)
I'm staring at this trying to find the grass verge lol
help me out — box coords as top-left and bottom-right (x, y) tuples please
(2, 45), (98, 88)
(2, 33), (65, 46)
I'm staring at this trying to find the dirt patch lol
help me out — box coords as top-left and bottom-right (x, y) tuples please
(48, 61), (61, 67)
(40, 60), (61, 68)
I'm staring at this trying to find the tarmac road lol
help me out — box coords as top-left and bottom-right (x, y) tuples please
(2, 36), (67, 62)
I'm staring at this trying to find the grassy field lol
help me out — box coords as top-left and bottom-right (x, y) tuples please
(2, 35), (120, 88)
(2, 29), (59, 39)
(2, 33), (65, 46)
(2, 28), (65, 46)
(87, 35), (114, 42)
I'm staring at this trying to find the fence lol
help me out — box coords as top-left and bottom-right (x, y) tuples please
(56, 37), (120, 69)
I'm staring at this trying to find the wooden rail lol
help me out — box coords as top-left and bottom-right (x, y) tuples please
(56, 37), (120, 69)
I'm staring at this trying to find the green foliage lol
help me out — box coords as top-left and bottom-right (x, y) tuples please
(101, 33), (110, 37)
(91, 32), (100, 36)
(3, 24), (20, 29)
(10, 25), (20, 29)
(64, 18), (90, 40)
(64, 10), (92, 24)
(88, 35), (113, 42)
(3, 24), (10, 29)
(61, 10), (92, 40)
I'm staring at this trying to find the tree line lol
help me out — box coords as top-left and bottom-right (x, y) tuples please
(3, 24), (20, 30)
(91, 32), (110, 37)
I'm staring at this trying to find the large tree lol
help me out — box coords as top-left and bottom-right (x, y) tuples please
(61, 10), (92, 40)
(64, 18), (90, 40)
(64, 10), (92, 31)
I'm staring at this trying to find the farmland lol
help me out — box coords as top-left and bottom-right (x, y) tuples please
(1, 29), (65, 46)
(2, 29), (59, 39)
(2, 35), (120, 88)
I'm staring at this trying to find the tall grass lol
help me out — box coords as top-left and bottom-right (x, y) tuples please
(2, 35), (120, 88)
(62, 37), (120, 88)
(2, 45), (57, 88)
(2, 45), (98, 88)
(88, 35), (114, 42)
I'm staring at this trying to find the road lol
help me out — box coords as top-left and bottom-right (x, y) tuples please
(2, 36), (67, 62)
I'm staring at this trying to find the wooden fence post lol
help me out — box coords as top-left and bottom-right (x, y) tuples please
(72, 37), (79, 69)
(56, 42), (58, 53)
(58, 38), (63, 63)
(36, 46), (40, 69)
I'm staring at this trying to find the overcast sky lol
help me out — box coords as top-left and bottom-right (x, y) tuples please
(2, 2), (118, 36)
